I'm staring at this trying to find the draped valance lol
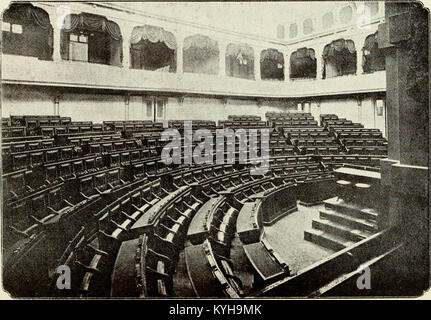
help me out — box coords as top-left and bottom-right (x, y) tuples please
(260, 49), (284, 63)
(131, 25), (176, 50)
(362, 32), (385, 73)
(184, 34), (218, 51)
(323, 39), (356, 58)
(183, 34), (219, 75)
(226, 43), (254, 58)
(225, 43), (254, 79)
(290, 48), (316, 79)
(3, 3), (52, 30)
(3, 3), (53, 60)
(363, 32), (378, 52)
(291, 48), (315, 61)
(61, 13), (122, 40)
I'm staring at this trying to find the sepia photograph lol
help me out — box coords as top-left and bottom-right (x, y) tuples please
(0, 0), (429, 302)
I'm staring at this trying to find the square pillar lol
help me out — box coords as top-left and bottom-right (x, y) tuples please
(314, 44), (325, 80)
(219, 40), (227, 77)
(284, 50), (290, 81)
(45, 5), (63, 62)
(116, 22), (134, 69)
(176, 32), (185, 74)
(254, 47), (261, 80)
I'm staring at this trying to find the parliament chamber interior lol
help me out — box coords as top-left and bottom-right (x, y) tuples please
(1, 1), (429, 298)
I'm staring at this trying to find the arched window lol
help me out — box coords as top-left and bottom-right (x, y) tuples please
(60, 13), (122, 66)
(2, 3), (53, 60)
(260, 49), (284, 81)
(363, 32), (385, 73)
(340, 6), (353, 24)
(322, 12), (334, 29)
(364, 2), (379, 16)
(183, 34), (219, 75)
(303, 19), (314, 35)
(277, 25), (285, 39)
(130, 25), (176, 72)
(323, 39), (356, 78)
(225, 43), (254, 80)
(290, 48), (316, 79)
(289, 23), (298, 38)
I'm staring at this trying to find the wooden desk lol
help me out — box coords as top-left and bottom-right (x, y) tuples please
(334, 167), (381, 184)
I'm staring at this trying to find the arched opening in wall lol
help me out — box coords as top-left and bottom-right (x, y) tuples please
(363, 32), (385, 74)
(322, 12), (334, 29)
(2, 3), (53, 60)
(289, 23), (298, 39)
(183, 34), (219, 75)
(60, 13), (122, 66)
(323, 39), (356, 79)
(290, 48), (316, 80)
(260, 49), (284, 81)
(339, 6), (353, 24)
(225, 43), (254, 80)
(130, 25), (176, 72)
(303, 18), (314, 36)
(364, 2), (379, 17)
(277, 25), (285, 39)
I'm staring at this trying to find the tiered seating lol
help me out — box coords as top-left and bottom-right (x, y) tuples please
(185, 239), (241, 297)
(5, 181), (73, 246)
(55, 131), (122, 146)
(185, 173), (289, 297)
(321, 114), (388, 157)
(108, 182), (207, 297)
(2, 110), (391, 299)
(268, 113), (341, 156)
(266, 112), (315, 127)
(168, 120), (216, 131)
(228, 115), (261, 122)
(1, 115), (168, 256)
(219, 114), (268, 130)
(4, 145), (85, 172)
(104, 121), (164, 143)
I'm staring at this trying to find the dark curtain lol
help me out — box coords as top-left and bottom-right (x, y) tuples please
(2, 3), (53, 60)
(183, 34), (219, 75)
(363, 32), (385, 73)
(130, 25), (176, 72)
(290, 48), (316, 79)
(323, 39), (356, 78)
(131, 39), (176, 72)
(225, 43), (254, 80)
(60, 13), (122, 66)
(260, 49), (284, 81)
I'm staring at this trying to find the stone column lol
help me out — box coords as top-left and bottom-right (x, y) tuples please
(176, 32), (185, 74)
(352, 33), (368, 75)
(116, 21), (134, 69)
(284, 49), (291, 81)
(254, 47), (261, 80)
(378, 2), (429, 292)
(218, 40), (227, 77)
(44, 5), (63, 62)
(314, 44), (325, 80)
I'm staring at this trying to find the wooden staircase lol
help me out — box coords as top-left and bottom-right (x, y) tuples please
(304, 197), (380, 251)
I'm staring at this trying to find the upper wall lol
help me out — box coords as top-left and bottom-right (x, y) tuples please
(1, 2), (386, 99)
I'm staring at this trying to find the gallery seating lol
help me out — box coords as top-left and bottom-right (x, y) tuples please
(1, 112), (389, 298)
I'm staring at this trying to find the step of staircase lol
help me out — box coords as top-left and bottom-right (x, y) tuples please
(304, 229), (355, 252)
(319, 208), (378, 233)
(323, 197), (379, 222)
(312, 219), (371, 242)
